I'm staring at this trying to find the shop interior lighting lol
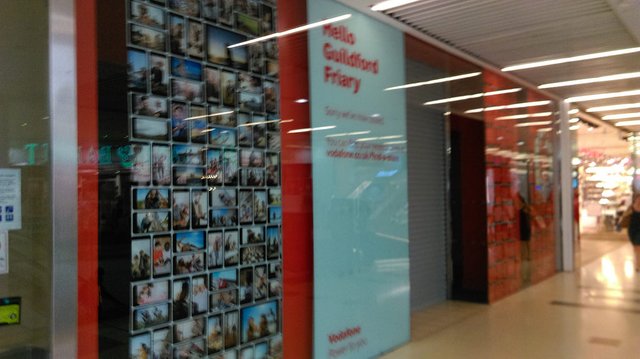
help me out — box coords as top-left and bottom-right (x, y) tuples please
(569, 118), (580, 123)
(495, 111), (553, 120)
(538, 71), (640, 89)
(185, 110), (234, 121)
(569, 124), (580, 131)
(565, 89), (640, 103)
(602, 112), (640, 120)
(587, 103), (640, 112)
(569, 109), (579, 115)
(371, 0), (421, 11)
(537, 128), (553, 132)
(502, 47), (640, 72)
(615, 120), (640, 127)
(465, 100), (552, 113)
(424, 88), (521, 105)
(288, 125), (336, 133)
(514, 120), (553, 127)
(385, 72), (481, 91)
(228, 14), (352, 48)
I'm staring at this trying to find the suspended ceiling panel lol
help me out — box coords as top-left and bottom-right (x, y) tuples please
(340, 0), (640, 129)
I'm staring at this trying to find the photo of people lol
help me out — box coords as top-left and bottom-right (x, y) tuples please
(207, 315), (224, 354)
(264, 40), (278, 60)
(173, 166), (205, 186)
(207, 148), (223, 185)
(224, 311), (239, 349)
(132, 94), (168, 118)
(210, 289), (237, 313)
(133, 280), (169, 306)
(134, 188), (169, 210)
(192, 275), (208, 315)
(224, 150), (239, 185)
(211, 188), (237, 208)
(152, 328), (172, 359)
(241, 226), (264, 245)
(174, 231), (205, 253)
(173, 339), (206, 358)
(239, 190), (253, 224)
(205, 67), (221, 103)
(172, 278), (190, 321)
(240, 168), (265, 187)
(237, 113), (252, 147)
(174, 317), (205, 343)
(190, 118), (208, 144)
(171, 102), (188, 142)
(268, 189), (281, 206)
(254, 265), (268, 301)
(130, 1), (164, 29)
(218, 0), (234, 26)
(254, 190), (267, 222)
(240, 301), (278, 343)
(168, 0), (200, 17)
(150, 54), (168, 96)
(169, 15), (186, 55)
(190, 104), (206, 117)
(153, 236), (172, 277)
(239, 92), (264, 112)
(269, 275), (281, 298)
(192, 190), (208, 228)
(248, 43), (263, 74)
(261, 4), (274, 35)
(171, 57), (202, 81)
(207, 106), (236, 127)
(266, 152), (279, 186)
(172, 190), (190, 230)
(130, 24), (166, 51)
(207, 26), (248, 70)
(131, 143), (152, 185)
(209, 127), (237, 147)
(264, 81), (277, 113)
(175, 251), (205, 275)
(127, 50), (148, 92)
(236, 13), (259, 36)
(130, 332), (151, 359)
(255, 342), (269, 359)
(207, 231), (224, 268)
(187, 20), (204, 58)
(133, 303), (170, 331)
(202, 0), (219, 21)
(267, 131), (280, 150)
(172, 78), (204, 102)
(131, 238), (151, 281)
(221, 71), (237, 107)
(152, 145), (172, 185)
(133, 211), (170, 234)
(238, 73), (262, 94)
(224, 231), (239, 266)
(172, 144), (204, 166)
(266, 113), (280, 131)
(266, 226), (280, 260)
(269, 207), (282, 224)
(266, 59), (279, 78)
(240, 149), (264, 167)
(210, 208), (238, 228)
(269, 335), (283, 359)
(240, 245), (265, 265)
(211, 268), (238, 290)
(253, 119), (267, 148)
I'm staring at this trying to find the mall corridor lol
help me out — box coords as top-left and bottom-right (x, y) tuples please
(384, 239), (640, 359)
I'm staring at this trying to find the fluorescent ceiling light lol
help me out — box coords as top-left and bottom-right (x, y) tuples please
(288, 125), (336, 133)
(569, 118), (580, 123)
(465, 100), (552, 113)
(238, 119), (281, 127)
(372, 0), (420, 11)
(385, 72), (481, 91)
(325, 131), (371, 138)
(502, 47), (640, 71)
(295, 98), (308, 103)
(565, 89), (640, 103)
(495, 112), (553, 121)
(602, 112), (640, 120)
(569, 125), (580, 131)
(615, 120), (640, 127)
(185, 110), (234, 121)
(587, 103), (640, 112)
(356, 135), (403, 142)
(514, 121), (553, 127)
(569, 109), (579, 115)
(384, 140), (407, 145)
(228, 14), (351, 48)
(537, 128), (553, 132)
(424, 88), (521, 105)
(539, 71), (640, 89)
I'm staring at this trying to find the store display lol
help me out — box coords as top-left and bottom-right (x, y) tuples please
(126, 1), (281, 357)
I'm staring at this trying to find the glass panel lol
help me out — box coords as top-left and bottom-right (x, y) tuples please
(0, 0), (51, 357)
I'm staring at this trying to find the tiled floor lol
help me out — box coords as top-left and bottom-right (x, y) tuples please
(382, 236), (640, 359)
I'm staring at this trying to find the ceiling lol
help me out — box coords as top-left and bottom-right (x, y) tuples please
(339, 0), (640, 137)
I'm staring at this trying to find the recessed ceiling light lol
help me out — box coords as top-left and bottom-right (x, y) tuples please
(538, 71), (640, 89)
(615, 120), (640, 127)
(587, 103), (640, 112)
(502, 47), (640, 71)
(371, 0), (421, 11)
(385, 72), (481, 91)
(565, 89), (640, 103)
(602, 112), (640, 120)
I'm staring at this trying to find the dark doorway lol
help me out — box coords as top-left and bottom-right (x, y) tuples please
(449, 114), (488, 302)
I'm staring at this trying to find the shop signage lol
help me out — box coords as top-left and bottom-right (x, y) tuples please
(0, 169), (21, 231)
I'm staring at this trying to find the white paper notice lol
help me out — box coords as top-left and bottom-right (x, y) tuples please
(0, 231), (8, 274)
(0, 169), (21, 231)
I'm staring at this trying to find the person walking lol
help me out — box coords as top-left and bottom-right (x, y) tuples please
(626, 195), (640, 272)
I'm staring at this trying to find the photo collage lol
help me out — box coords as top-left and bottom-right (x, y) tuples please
(127, 1), (282, 358)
